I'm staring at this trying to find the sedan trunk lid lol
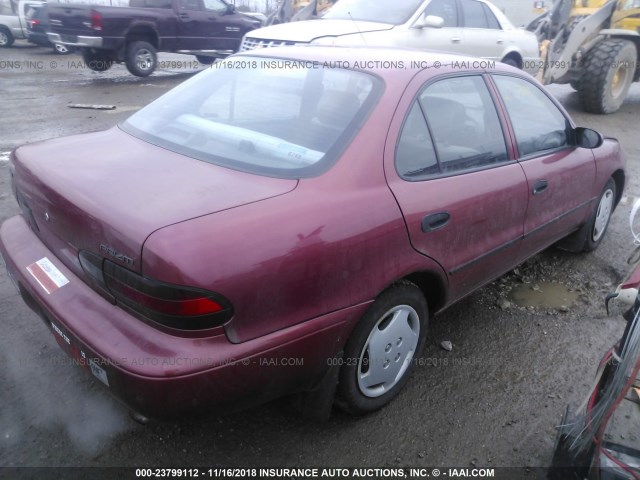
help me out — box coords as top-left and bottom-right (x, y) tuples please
(11, 127), (297, 278)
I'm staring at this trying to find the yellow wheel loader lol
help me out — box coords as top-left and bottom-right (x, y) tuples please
(528, 0), (640, 113)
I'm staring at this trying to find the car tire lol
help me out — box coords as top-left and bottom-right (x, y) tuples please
(578, 39), (636, 114)
(337, 281), (428, 415)
(196, 55), (216, 65)
(0, 27), (14, 48)
(53, 43), (74, 55)
(582, 178), (617, 252)
(501, 56), (520, 69)
(125, 41), (157, 77)
(82, 48), (113, 72)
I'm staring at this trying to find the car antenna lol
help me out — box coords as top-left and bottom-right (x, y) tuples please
(347, 10), (368, 46)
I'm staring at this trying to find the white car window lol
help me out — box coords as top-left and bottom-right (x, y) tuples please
(423, 0), (458, 27)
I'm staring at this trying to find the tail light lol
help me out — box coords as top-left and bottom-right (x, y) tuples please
(90, 10), (103, 31)
(29, 19), (41, 26)
(79, 251), (233, 331)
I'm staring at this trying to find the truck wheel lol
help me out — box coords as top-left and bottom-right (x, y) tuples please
(82, 49), (113, 72)
(578, 39), (636, 114)
(0, 27), (14, 47)
(337, 281), (428, 415)
(125, 41), (157, 77)
(196, 55), (215, 65)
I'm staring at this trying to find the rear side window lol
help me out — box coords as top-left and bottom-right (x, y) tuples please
(482, 3), (501, 29)
(423, 0), (458, 27)
(396, 75), (508, 179)
(493, 75), (571, 158)
(460, 0), (488, 28)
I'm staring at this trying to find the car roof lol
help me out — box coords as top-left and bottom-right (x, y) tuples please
(234, 45), (520, 81)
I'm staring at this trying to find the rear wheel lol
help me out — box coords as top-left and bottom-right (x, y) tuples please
(578, 39), (636, 114)
(501, 56), (520, 69)
(82, 49), (113, 72)
(0, 27), (14, 47)
(337, 282), (428, 415)
(125, 41), (157, 77)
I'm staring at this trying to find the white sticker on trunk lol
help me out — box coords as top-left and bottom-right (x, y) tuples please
(26, 257), (69, 294)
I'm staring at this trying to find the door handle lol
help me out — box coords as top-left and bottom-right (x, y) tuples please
(497, 39), (504, 44)
(451, 37), (461, 44)
(179, 12), (190, 19)
(532, 179), (549, 196)
(421, 212), (450, 233)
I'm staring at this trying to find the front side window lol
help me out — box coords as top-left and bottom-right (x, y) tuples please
(122, 58), (380, 178)
(493, 75), (571, 158)
(203, 0), (227, 13)
(396, 75), (508, 179)
(423, 0), (458, 27)
(181, 0), (202, 10)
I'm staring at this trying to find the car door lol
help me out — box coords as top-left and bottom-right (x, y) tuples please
(458, 0), (505, 60)
(491, 74), (596, 253)
(385, 73), (529, 301)
(406, 0), (467, 55)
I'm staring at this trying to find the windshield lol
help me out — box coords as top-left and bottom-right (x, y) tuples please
(323, 0), (425, 24)
(122, 57), (381, 178)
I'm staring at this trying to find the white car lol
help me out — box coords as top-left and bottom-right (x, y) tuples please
(241, 0), (541, 76)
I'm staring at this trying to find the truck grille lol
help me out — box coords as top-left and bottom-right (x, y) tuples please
(240, 37), (301, 51)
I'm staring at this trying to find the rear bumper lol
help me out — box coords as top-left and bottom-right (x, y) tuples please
(47, 32), (102, 48)
(0, 215), (364, 419)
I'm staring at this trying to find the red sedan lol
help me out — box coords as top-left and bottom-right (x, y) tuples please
(0, 46), (625, 419)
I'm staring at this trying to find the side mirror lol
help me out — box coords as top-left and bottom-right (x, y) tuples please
(414, 14), (444, 29)
(575, 127), (604, 149)
(227, 3), (236, 13)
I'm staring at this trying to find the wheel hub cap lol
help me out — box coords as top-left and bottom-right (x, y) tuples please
(357, 305), (420, 398)
(593, 189), (614, 242)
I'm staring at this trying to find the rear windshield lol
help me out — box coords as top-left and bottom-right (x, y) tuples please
(122, 57), (381, 178)
(323, 0), (424, 24)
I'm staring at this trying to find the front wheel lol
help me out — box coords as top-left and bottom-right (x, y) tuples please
(337, 282), (428, 415)
(125, 41), (157, 77)
(584, 178), (616, 252)
(0, 27), (14, 47)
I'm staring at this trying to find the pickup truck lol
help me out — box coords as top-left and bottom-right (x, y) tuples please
(0, 0), (43, 47)
(47, 0), (261, 76)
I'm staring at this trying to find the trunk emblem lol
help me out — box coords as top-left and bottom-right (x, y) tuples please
(99, 244), (134, 266)
(44, 212), (50, 222)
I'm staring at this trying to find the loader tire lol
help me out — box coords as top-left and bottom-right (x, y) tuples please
(578, 39), (636, 114)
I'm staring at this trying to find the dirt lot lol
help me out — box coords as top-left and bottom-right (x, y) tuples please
(1, 41), (640, 475)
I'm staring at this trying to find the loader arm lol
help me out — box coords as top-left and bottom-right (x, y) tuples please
(543, 0), (618, 84)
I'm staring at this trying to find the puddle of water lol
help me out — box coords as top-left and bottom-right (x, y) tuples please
(0, 152), (10, 163)
(510, 281), (579, 309)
